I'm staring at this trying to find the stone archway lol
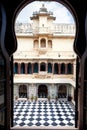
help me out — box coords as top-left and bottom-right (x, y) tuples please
(38, 85), (48, 98)
(19, 84), (27, 98)
(58, 84), (67, 98)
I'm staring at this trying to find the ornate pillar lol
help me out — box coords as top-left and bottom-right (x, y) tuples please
(58, 63), (61, 74)
(52, 62), (54, 74)
(46, 62), (48, 72)
(65, 63), (67, 74)
(25, 63), (28, 74)
(38, 62), (40, 72)
(32, 63), (34, 73)
(18, 63), (21, 74)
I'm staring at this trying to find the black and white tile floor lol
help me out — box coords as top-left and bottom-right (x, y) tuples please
(13, 100), (75, 127)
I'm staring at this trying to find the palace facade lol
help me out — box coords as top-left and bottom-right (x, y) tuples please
(13, 4), (76, 102)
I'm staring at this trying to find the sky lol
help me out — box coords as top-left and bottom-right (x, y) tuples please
(16, 1), (75, 24)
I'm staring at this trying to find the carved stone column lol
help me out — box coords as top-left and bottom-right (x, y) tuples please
(25, 63), (28, 74)
(18, 63), (21, 74)
(58, 63), (61, 74)
(65, 63), (67, 74)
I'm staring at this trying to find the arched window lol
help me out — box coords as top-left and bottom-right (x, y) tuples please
(19, 85), (27, 98)
(67, 63), (73, 74)
(14, 63), (18, 74)
(40, 38), (46, 48)
(40, 62), (46, 71)
(58, 85), (67, 98)
(34, 63), (38, 73)
(48, 63), (52, 73)
(21, 63), (25, 74)
(61, 63), (65, 74)
(38, 85), (48, 98)
(48, 40), (52, 48)
(54, 63), (58, 74)
(0, 0), (87, 130)
(33, 40), (39, 48)
(27, 63), (32, 74)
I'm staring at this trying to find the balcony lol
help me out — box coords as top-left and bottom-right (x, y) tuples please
(15, 23), (76, 36)
(13, 51), (76, 59)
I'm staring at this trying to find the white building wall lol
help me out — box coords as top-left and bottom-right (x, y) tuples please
(39, 16), (47, 27)
(52, 38), (74, 52)
(13, 4), (76, 101)
(16, 38), (33, 51)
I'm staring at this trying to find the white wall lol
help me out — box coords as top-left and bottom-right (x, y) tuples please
(16, 37), (33, 51)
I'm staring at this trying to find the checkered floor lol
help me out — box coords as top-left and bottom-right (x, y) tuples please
(13, 100), (75, 127)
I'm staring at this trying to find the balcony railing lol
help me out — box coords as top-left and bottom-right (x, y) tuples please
(13, 51), (76, 59)
(15, 23), (76, 35)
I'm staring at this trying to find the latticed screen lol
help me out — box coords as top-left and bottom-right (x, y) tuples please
(0, 51), (6, 128)
(0, 7), (6, 129)
(84, 59), (87, 129)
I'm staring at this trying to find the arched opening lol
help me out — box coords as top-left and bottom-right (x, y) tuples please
(67, 63), (73, 74)
(40, 38), (46, 48)
(19, 85), (27, 98)
(27, 63), (32, 74)
(40, 62), (46, 71)
(20, 63), (25, 74)
(13, 0), (78, 128)
(48, 40), (52, 48)
(14, 62), (18, 74)
(34, 63), (38, 73)
(38, 85), (48, 98)
(2, 0), (87, 129)
(34, 40), (39, 48)
(54, 63), (58, 74)
(58, 84), (67, 98)
(61, 63), (65, 74)
(48, 63), (52, 73)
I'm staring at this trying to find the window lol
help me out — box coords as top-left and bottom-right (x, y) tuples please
(54, 63), (58, 74)
(14, 1), (77, 129)
(61, 63), (65, 74)
(40, 38), (46, 48)
(48, 40), (52, 48)
(27, 63), (32, 74)
(34, 63), (38, 73)
(19, 85), (27, 98)
(33, 40), (39, 48)
(40, 62), (46, 71)
(1, 0), (87, 130)
(21, 63), (25, 74)
(48, 63), (52, 73)
(14, 63), (18, 74)
(67, 63), (73, 74)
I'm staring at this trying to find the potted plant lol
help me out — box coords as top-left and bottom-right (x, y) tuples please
(15, 96), (18, 100)
(31, 95), (34, 102)
(68, 95), (72, 101)
(35, 96), (38, 102)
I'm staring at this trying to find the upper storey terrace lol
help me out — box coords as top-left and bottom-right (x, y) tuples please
(15, 4), (76, 36)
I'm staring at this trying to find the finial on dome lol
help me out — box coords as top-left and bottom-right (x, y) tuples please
(39, 3), (47, 12)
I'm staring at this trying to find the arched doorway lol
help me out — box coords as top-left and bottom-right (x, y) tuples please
(19, 85), (27, 98)
(38, 85), (48, 98)
(58, 84), (67, 98)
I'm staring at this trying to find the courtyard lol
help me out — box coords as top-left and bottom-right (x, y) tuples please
(13, 100), (75, 127)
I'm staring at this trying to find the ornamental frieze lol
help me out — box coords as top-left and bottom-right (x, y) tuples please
(33, 74), (51, 79)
